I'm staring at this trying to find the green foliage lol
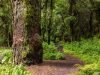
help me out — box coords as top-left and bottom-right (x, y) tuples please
(73, 61), (100, 75)
(94, 0), (100, 9)
(0, 48), (32, 75)
(43, 42), (64, 60)
(0, 48), (12, 63)
(41, 0), (70, 42)
(0, 0), (12, 46)
(64, 38), (100, 63)
(0, 64), (32, 75)
(64, 38), (100, 75)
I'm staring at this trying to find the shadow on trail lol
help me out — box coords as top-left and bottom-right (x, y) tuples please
(26, 54), (84, 75)
(39, 60), (84, 68)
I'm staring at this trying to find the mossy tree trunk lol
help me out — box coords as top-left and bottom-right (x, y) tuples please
(26, 0), (43, 64)
(12, 0), (24, 64)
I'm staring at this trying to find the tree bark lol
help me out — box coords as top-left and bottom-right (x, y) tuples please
(26, 0), (43, 64)
(12, 0), (24, 64)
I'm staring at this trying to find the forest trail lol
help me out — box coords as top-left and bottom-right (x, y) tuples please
(26, 54), (84, 75)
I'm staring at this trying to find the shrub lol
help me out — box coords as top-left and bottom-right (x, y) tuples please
(43, 42), (64, 60)
(0, 48), (12, 63)
(0, 64), (32, 75)
(73, 61), (100, 75)
(0, 48), (32, 75)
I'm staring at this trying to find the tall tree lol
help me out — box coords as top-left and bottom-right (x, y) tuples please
(26, 0), (43, 64)
(12, 0), (24, 64)
(89, 0), (94, 37)
(47, 0), (53, 44)
(42, 0), (48, 42)
(69, 0), (78, 41)
(94, 1), (100, 37)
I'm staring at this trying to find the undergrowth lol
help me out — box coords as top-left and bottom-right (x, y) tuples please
(0, 38), (100, 75)
(0, 48), (32, 75)
(43, 42), (64, 60)
(0, 64), (32, 75)
(64, 37), (100, 75)
(72, 61), (100, 75)
(64, 37), (100, 63)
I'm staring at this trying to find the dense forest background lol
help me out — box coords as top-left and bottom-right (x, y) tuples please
(0, 0), (100, 75)
(0, 0), (100, 47)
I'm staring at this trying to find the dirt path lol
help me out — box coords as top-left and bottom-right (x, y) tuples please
(26, 55), (84, 75)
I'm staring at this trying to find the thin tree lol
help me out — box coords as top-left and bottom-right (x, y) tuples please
(48, 0), (53, 44)
(69, 0), (76, 41)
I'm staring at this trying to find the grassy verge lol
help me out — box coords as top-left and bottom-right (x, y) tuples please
(63, 37), (100, 75)
(0, 48), (32, 75)
(64, 38), (100, 63)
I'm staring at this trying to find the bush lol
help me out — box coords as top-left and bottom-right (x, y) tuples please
(73, 61), (100, 75)
(0, 48), (32, 75)
(0, 48), (12, 63)
(0, 64), (32, 75)
(43, 42), (64, 60)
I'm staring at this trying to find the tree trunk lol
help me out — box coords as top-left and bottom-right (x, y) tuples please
(12, 0), (24, 64)
(48, 0), (53, 44)
(26, 0), (43, 65)
(42, 0), (48, 42)
(68, 0), (78, 40)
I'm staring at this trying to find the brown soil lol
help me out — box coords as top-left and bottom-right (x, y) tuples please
(26, 54), (84, 75)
